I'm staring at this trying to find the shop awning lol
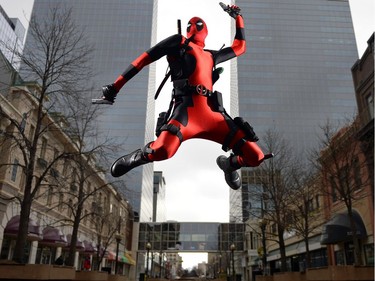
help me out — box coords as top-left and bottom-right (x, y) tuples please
(40, 227), (68, 247)
(124, 252), (136, 265)
(4, 215), (42, 241)
(83, 240), (97, 253)
(321, 211), (367, 245)
(107, 251), (136, 265)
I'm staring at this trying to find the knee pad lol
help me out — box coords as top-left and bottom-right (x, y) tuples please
(159, 123), (183, 143)
(233, 117), (259, 142)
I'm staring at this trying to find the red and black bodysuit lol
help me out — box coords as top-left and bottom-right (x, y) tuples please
(105, 7), (269, 190)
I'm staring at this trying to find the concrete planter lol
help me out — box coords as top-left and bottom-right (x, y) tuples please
(256, 276), (273, 281)
(253, 266), (374, 281)
(306, 265), (374, 281)
(273, 272), (306, 281)
(107, 275), (127, 281)
(0, 264), (75, 280)
(75, 271), (109, 281)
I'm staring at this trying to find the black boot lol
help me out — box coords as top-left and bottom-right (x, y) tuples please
(216, 154), (242, 190)
(111, 148), (150, 177)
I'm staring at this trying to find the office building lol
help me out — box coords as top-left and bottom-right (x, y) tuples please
(0, 5), (25, 71)
(231, 0), (358, 222)
(153, 171), (167, 222)
(25, 0), (157, 222)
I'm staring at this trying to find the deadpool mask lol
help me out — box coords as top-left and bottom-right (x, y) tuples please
(187, 17), (208, 47)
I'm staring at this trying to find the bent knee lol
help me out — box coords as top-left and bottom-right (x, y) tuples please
(149, 135), (180, 161)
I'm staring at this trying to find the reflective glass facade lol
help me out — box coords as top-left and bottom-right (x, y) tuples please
(231, 0), (358, 221)
(235, 0), (357, 153)
(27, 0), (157, 221)
(139, 222), (245, 252)
(0, 5), (25, 70)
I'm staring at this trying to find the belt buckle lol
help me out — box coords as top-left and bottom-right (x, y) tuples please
(196, 85), (207, 96)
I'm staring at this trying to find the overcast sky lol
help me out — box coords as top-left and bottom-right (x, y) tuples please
(0, 0), (373, 269)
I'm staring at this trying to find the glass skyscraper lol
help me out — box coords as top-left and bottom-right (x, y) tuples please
(26, 0), (157, 222)
(235, 0), (358, 153)
(231, 0), (358, 221)
(0, 5), (25, 71)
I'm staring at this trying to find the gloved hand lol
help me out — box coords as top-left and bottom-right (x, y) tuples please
(102, 83), (118, 103)
(220, 3), (241, 19)
(227, 5), (241, 19)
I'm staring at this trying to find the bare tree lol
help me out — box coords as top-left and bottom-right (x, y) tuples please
(90, 207), (123, 271)
(250, 129), (298, 272)
(50, 90), (122, 266)
(313, 119), (372, 265)
(0, 5), (94, 263)
(288, 166), (323, 269)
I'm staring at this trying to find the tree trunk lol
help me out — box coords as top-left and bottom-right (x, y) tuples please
(278, 226), (287, 272)
(12, 196), (32, 263)
(304, 238), (311, 268)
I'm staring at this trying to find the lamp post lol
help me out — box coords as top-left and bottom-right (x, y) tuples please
(146, 242), (151, 278)
(259, 220), (267, 275)
(159, 251), (163, 278)
(115, 233), (122, 274)
(230, 244), (236, 281)
(218, 254), (222, 274)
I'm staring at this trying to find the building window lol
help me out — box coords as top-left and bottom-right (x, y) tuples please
(40, 137), (47, 159)
(68, 199), (73, 217)
(58, 193), (64, 212)
(353, 157), (362, 190)
(366, 92), (374, 119)
(47, 186), (53, 206)
(20, 113), (27, 133)
(315, 195), (320, 209)
(11, 158), (19, 182)
(28, 125), (35, 142)
(364, 244), (374, 266)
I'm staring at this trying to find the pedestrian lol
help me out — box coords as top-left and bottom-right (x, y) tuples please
(83, 256), (91, 270)
(54, 255), (64, 265)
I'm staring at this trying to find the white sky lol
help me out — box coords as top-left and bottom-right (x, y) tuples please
(0, 0), (374, 269)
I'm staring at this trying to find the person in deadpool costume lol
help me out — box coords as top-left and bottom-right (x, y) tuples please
(102, 4), (272, 190)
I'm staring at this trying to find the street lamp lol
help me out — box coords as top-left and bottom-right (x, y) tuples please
(259, 219), (267, 275)
(146, 242), (151, 277)
(115, 233), (122, 274)
(159, 251), (163, 278)
(230, 244), (236, 281)
(218, 254), (222, 274)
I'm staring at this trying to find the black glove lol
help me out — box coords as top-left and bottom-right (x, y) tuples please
(102, 83), (118, 103)
(220, 3), (241, 19)
(228, 5), (241, 19)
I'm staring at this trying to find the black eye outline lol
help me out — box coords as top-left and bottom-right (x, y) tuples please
(196, 21), (204, 31)
(187, 22), (192, 32)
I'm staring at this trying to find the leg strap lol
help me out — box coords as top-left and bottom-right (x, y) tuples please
(232, 138), (246, 156)
(159, 123), (183, 143)
(222, 114), (239, 152)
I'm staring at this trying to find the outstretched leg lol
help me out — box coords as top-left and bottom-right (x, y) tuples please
(111, 144), (153, 177)
(111, 120), (183, 177)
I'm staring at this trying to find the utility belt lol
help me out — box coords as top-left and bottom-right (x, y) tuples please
(172, 79), (225, 113)
(155, 79), (224, 138)
(172, 79), (214, 97)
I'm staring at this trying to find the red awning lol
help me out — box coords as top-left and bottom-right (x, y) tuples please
(4, 215), (42, 241)
(39, 227), (68, 247)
